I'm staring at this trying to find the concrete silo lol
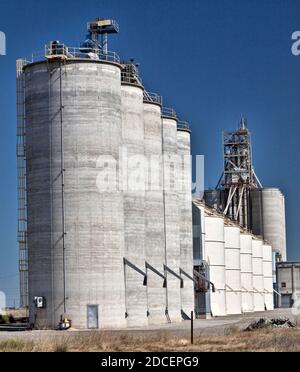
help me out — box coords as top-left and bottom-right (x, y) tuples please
(204, 215), (226, 316)
(143, 93), (167, 325)
(251, 188), (287, 262)
(121, 64), (148, 327)
(161, 109), (182, 322)
(25, 57), (127, 329)
(240, 233), (254, 312)
(263, 244), (274, 310)
(252, 239), (265, 311)
(224, 225), (241, 315)
(177, 122), (194, 318)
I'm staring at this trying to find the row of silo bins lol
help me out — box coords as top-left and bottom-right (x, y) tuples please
(23, 55), (195, 329)
(192, 201), (274, 317)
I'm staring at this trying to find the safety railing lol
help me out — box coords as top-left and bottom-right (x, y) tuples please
(121, 71), (143, 86)
(177, 120), (191, 131)
(162, 107), (177, 119)
(143, 91), (162, 105)
(22, 44), (120, 64)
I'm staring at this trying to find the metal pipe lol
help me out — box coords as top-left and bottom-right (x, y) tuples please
(59, 62), (67, 315)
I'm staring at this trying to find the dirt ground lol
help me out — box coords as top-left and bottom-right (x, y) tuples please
(0, 308), (299, 352)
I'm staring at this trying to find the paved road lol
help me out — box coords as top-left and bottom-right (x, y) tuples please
(0, 308), (298, 342)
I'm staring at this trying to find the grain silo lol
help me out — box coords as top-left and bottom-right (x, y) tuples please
(17, 18), (196, 329)
(251, 188), (287, 262)
(161, 108), (182, 322)
(224, 225), (241, 314)
(252, 239), (265, 311)
(240, 233), (254, 312)
(204, 214), (226, 316)
(143, 91), (166, 325)
(177, 121), (194, 318)
(121, 63), (147, 327)
(24, 51), (127, 329)
(263, 244), (274, 310)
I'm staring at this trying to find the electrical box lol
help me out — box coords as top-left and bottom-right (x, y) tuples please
(34, 296), (46, 309)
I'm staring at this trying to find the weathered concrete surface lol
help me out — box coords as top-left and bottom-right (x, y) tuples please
(177, 130), (194, 318)
(240, 233), (254, 312)
(204, 216), (226, 316)
(224, 226), (242, 315)
(143, 102), (167, 325)
(263, 244), (274, 310)
(25, 61), (127, 329)
(121, 84), (148, 327)
(162, 116), (181, 323)
(252, 239), (265, 312)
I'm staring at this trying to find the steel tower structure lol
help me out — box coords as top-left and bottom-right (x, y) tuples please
(217, 118), (262, 229)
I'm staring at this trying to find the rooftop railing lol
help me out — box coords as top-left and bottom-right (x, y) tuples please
(162, 107), (177, 119)
(23, 43), (120, 64)
(177, 121), (191, 132)
(121, 71), (143, 86)
(143, 91), (162, 106)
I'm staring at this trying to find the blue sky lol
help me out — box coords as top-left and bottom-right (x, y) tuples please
(0, 0), (299, 306)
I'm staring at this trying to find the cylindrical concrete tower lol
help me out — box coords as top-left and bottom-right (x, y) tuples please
(252, 239), (265, 311)
(25, 59), (126, 329)
(240, 233), (254, 312)
(143, 96), (167, 325)
(162, 110), (181, 322)
(204, 215), (226, 316)
(250, 188), (287, 261)
(177, 123), (194, 318)
(121, 75), (147, 327)
(224, 225), (241, 315)
(263, 244), (274, 310)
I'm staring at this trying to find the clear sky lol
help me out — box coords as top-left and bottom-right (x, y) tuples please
(0, 0), (299, 306)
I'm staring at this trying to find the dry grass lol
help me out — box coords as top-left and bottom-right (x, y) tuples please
(1, 328), (300, 352)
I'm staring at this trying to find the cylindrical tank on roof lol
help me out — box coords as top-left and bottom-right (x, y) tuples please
(162, 110), (181, 322)
(252, 239), (265, 311)
(224, 226), (241, 315)
(204, 215), (226, 316)
(25, 59), (127, 329)
(177, 124), (194, 318)
(240, 233), (254, 312)
(143, 98), (167, 325)
(263, 244), (274, 310)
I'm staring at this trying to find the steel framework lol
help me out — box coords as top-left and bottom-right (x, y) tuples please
(217, 118), (261, 229)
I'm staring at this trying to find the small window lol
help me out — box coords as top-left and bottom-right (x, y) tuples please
(281, 282), (286, 288)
